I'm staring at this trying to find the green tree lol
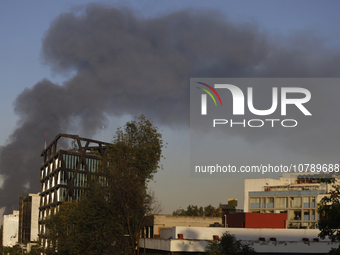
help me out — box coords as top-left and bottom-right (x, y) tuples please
(318, 178), (340, 255)
(186, 205), (204, 216)
(46, 181), (121, 255)
(45, 202), (79, 254)
(204, 204), (222, 217)
(172, 205), (202, 216)
(28, 244), (43, 255)
(45, 115), (164, 254)
(205, 232), (256, 255)
(318, 181), (340, 241)
(3, 245), (22, 255)
(172, 208), (187, 216)
(172, 204), (222, 217)
(99, 115), (164, 254)
(328, 247), (340, 255)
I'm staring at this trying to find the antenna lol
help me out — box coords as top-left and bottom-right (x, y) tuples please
(102, 125), (104, 142)
(45, 133), (47, 149)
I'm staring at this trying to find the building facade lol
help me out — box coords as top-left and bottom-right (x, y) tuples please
(139, 226), (338, 254)
(18, 193), (40, 244)
(244, 174), (332, 229)
(38, 134), (110, 249)
(3, 210), (19, 247)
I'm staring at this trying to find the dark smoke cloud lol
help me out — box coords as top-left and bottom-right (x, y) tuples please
(1, 4), (340, 214)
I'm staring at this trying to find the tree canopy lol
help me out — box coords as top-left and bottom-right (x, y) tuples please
(45, 115), (164, 254)
(205, 231), (256, 255)
(317, 177), (340, 254)
(318, 179), (340, 241)
(172, 204), (222, 217)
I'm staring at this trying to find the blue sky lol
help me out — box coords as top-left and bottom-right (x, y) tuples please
(1, 0), (340, 214)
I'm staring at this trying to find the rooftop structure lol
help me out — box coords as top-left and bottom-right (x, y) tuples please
(144, 214), (222, 238)
(219, 199), (243, 215)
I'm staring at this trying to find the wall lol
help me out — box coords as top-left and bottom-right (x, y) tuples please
(225, 213), (245, 228)
(140, 238), (207, 253)
(140, 237), (339, 254)
(245, 213), (287, 228)
(162, 226), (331, 242)
(148, 226), (339, 254)
(30, 193), (40, 242)
(225, 212), (286, 228)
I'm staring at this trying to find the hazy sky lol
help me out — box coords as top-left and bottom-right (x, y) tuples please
(1, 0), (340, 216)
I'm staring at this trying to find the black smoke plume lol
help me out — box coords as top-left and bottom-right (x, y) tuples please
(1, 4), (340, 215)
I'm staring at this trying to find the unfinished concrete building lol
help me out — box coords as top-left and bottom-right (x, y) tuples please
(38, 134), (110, 249)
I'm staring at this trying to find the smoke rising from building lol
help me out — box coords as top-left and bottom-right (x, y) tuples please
(1, 4), (340, 214)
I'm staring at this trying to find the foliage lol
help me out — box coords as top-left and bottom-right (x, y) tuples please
(173, 204), (222, 217)
(3, 245), (22, 255)
(318, 178), (340, 242)
(28, 244), (43, 255)
(317, 177), (340, 254)
(46, 183), (120, 255)
(204, 205), (222, 217)
(205, 232), (256, 255)
(98, 115), (165, 254)
(328, 246), (340, 255)
(0, 243), (43, 255)
(0, 225), (2, 253)
(45, 202), (79, 254)
(45, 115), (164, 254)
(107, 114), (164, 182)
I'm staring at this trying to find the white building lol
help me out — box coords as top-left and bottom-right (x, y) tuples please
(3, 210), (19, 247)
(244, 173), (333, 228)
(139, 226), (339, 254)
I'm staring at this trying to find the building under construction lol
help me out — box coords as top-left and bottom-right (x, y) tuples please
(38, 134), (111, 249)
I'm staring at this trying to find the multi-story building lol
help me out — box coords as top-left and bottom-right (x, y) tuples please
(3, 210), (19, 247)
(18, 193), (40, 244)
(244, 173), (332, 229)
(38, 134), (110, 249)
